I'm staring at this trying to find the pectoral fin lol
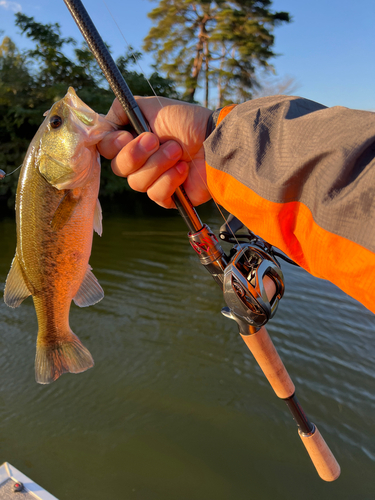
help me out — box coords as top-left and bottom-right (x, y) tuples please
(51, 190), (80, 231)
(93, 198), (103, 236)
(73, 265), (104, 307)
(4, 254), (32, 307)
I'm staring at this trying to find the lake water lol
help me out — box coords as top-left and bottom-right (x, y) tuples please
(0, 208), (374, 500)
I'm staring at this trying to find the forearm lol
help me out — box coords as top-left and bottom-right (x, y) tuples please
(204, 95), (375, 312)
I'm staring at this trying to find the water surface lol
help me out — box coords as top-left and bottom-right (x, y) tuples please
(0, 212), (374, 499)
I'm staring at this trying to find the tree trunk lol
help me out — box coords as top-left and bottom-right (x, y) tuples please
(185, 14), (209, 102)
(204, 40), (209, 107)
(217, 44), (225, 108)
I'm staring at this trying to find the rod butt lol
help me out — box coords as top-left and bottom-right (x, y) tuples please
(299, 425), (341, 481)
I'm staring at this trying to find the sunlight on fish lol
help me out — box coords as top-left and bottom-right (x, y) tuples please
(3, 87), (117, 384)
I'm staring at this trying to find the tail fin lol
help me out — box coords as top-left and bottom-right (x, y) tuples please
(35, 331), (94, 384)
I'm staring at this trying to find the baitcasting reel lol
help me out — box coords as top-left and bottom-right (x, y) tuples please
(223, 242), (284, 330)
(188, 214), (290, 330)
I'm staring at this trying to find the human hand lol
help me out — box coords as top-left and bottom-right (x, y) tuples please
(98, 96), (213, 208)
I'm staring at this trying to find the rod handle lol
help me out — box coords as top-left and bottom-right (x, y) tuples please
(240, 327), (295, 399)
(299, 425), (341, 481)
(239, 276), (294, 398)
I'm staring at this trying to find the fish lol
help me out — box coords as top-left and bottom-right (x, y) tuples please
(4, 87), (117, 384)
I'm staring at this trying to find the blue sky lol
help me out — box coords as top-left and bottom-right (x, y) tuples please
(1, 0), (374, 111)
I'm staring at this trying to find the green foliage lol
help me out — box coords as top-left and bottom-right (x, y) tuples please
(0, 14), (180, 213)
(143, 0), (291, 107)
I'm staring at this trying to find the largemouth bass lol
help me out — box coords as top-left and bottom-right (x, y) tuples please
(4, 87), (116, 384)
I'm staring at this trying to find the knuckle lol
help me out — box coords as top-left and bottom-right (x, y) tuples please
(127, 174), (147, 193)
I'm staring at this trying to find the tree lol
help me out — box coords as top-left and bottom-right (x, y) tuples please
(0, 14), (181, 212)
(143, 0), (291, 107)
(14, 13), (104, 109)
(0, 36), (36, 206)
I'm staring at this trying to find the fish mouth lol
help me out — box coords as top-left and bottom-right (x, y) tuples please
(63, 87), (118, 142)
(64, 87), (97, 127)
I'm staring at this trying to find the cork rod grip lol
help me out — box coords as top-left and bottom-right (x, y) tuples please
(240, 327), (295, 398)
(299, 426), (341, 481)
(239, 276), (340, 481)
(240, 277), (295, 398)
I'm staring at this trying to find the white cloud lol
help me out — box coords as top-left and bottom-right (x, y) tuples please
(0, 1), (22, 12)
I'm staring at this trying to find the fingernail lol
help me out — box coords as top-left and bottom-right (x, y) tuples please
(175, 162), (188, 175)
(139, 133), (158, 152)
(163, 141), (182, 160)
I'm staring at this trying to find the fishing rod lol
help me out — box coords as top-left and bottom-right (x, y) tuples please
(63, 0), (340, 481)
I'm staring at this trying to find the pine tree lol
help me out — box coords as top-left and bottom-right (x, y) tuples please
(143, 0), (290, 107)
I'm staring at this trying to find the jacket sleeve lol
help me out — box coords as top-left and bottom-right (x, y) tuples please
(203, 95), (375, 313)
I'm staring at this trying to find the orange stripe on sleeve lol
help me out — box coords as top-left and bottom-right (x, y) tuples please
(217, 104), (237, 123)
(206, 165), (375, 314)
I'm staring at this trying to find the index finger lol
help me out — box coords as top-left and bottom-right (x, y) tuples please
(106, 98), (131, 126)
(106, 96), (163, 133)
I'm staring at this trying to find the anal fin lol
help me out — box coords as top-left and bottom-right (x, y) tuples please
(73, 265), (104, 307)
(4, 254), (32, 307)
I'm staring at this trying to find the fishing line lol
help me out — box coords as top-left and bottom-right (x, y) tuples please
(0, 165), (22, 180)
(101, 0), (245, 248)
(102, 1), (163, 106)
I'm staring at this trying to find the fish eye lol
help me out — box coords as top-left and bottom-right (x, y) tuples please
(50, 115), (63, 129)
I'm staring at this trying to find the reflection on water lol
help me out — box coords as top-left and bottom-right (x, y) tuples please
(0, 212), (374, 500)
